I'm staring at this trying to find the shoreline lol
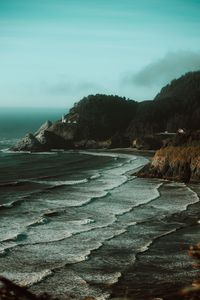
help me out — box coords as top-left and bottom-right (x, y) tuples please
(106, 147), (155, 158)
(1, 147), (199, 299)
(78, 147), (155, 160)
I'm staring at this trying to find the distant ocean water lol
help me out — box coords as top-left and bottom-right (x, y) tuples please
(0, 107), (66, 146)
(0, 108), (200, 299)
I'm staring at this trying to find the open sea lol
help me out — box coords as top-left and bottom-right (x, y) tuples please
(0, 108), (200, 299)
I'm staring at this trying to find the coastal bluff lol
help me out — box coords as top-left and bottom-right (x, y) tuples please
(137, 131), (200, 183)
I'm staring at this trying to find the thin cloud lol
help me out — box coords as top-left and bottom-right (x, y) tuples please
(42, 80), (72, 95)
(126, 51), (200, 87)
(40, 79), (102, 96)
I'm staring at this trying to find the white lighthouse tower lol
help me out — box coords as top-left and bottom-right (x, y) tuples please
(62, 115), (66, 123)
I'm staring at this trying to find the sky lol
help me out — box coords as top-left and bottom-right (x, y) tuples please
(0, 0), (200, 107)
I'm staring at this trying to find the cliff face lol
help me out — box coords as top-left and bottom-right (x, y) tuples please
(138, 146), (200, 183)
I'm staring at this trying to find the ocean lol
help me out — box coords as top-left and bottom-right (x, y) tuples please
(0, 108), (200, 299)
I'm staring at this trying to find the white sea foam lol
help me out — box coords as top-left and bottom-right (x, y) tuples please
(0, 148), (32, 154)
(138, 240), (153, 253)
(103, 156), (148, 177)
(78, 150), (121, 158)
(0, 149), (57, 155)
(84, 271), (122, 285)
(137, 228), (178, 255)
(31, 152), (57, 155)
(90, 173), (101, 180)
(152, 182), (200, 213)
(0, 201), (15, 208)
(28, 217), (49, 227)
(127, 221), (137, 226)
(0, 270), (52, 287)
(67, 218), (95, 225)
(31, 178), (88, 186)
(27, 173), (100, 188)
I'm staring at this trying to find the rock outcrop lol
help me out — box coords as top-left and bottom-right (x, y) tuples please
(138, 145), (200, 183)
(137, 131), (200, 183)
(12, 120), (76, 152)
(13, 133), (44, 152)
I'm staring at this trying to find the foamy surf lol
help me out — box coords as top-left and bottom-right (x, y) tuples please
(0, 201), (16, 208)
(29, 173), (103, 187)
(152, 182), (200, 213)
(27, 217), (49, 227)
(0, 270), (53, 287)
(78, 150), (123, 158)
(84, 271), (122, 285)
(31, 178), (88, 186)
(1, 148), (199, 299)
(67, 218), (95, 225)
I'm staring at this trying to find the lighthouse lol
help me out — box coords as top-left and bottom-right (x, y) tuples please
(62, 115), (66, 123)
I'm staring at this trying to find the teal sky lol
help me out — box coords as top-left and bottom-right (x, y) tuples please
(0, 0), (200, 107)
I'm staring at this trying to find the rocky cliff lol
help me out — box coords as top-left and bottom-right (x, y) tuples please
(137, 132), (200, 183)
(12, 120), (75, 152)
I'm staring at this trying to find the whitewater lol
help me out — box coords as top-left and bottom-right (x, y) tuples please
(0, 144), (200, 299)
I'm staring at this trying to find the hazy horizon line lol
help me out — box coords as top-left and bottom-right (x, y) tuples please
(0, 106), (69, 109)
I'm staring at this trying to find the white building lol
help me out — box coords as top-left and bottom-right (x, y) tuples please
(178, 128), (185, 134)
